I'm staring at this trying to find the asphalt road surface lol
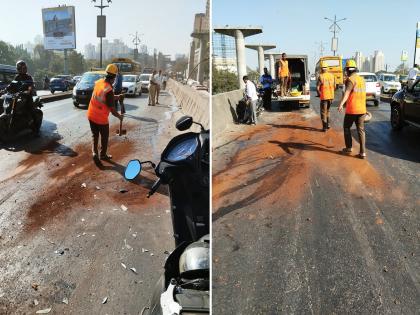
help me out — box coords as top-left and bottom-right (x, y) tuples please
(0, 91), (184, 314)
(213, 91), (420, 314)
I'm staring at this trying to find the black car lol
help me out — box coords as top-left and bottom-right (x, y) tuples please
(50, 77), (69, 93)
(390, 78), (420, 130)
(72, 71), (106, 107)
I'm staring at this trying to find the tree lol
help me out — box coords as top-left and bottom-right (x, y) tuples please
(68, 50), (86, 75)
(212, 66), (239, 94)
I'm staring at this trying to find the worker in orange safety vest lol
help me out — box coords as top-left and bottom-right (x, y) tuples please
(338, 59), (367, 159)
(278, 53), (290, 97)
(317, 61), (335, 131)
(87, 63), (124, 162)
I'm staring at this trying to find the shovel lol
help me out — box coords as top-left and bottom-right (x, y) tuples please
(116, 118), (127, 136)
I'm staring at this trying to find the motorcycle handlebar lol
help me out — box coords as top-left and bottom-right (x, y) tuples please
(147, 178), (162, 198)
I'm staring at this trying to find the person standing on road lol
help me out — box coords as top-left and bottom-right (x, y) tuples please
(337, 60), (367, 159)
(155, 70), (163, 104)
(407, 64), (418, 88)
(113, 66), (125, 114)
(162, 73), (168, 90)
(317, 61), (335, 131)
(260, 67), (273, 110)
(148, 70), (158, 106)
(243, 75), (258, 125)
(278, 53), (290, 97)
(87, 64), (124, 162)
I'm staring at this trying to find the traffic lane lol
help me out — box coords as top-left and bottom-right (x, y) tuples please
(212, 107), (419, 313)
(0, 90), (181, 313)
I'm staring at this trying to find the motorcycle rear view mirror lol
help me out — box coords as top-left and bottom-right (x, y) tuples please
(176, 116), (193, 131)
(125, 160), (142, 180)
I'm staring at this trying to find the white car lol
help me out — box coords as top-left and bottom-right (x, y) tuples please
(122, 75), (141, 96)
(139, 73), (152, 93)
(358, 72), (380, 106)
(378, 73), (401, 95)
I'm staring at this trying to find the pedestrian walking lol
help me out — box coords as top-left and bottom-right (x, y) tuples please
(278, 53), (290, 97)
(86, 63), (124, 162)
(337, 60), (367, 159)
(113, 66), (125, 114)
(155, 70), (163, 104)
(243, 75), (258, 125)
(317, 61), (335, 131)
(260, 67), (273, 110)
(407, 64), (418, 88)
(43, 75), (50, 90)
(148, 70), (158, 106)
(162, 73), (168, 90)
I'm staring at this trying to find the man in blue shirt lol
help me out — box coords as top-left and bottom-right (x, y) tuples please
(113, 65), (125, 114)
(259, 67), (273, 110)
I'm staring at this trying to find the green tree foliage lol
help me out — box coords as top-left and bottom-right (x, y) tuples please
(212, 66), (239, 94)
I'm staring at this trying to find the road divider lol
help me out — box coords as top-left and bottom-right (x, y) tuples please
(39, 91), (72, 104)
(212, 89), (243, 135)
(166, 79), (209, 129)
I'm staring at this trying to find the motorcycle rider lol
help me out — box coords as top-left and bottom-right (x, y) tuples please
(4, 60), (37, 123)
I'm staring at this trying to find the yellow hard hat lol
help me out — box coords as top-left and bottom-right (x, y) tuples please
(320, 61), (328, 68)
(345, 59), (357, 68)
(105, 64), (118, 75)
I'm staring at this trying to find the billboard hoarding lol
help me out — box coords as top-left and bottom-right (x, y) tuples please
(42, 6), (76, 50)
(415, 22), (420, 65)
(97, 15), (106, 38)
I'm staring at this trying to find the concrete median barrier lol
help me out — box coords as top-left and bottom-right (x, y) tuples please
(212, 89), (243, 135)
(166, 79), (209, 129)
(39, 91), (72, 103)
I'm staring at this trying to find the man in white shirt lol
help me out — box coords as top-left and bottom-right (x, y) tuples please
(155, 70), (163, 104)
(243, 75), (258, 125)
(407, 64), (418, 88)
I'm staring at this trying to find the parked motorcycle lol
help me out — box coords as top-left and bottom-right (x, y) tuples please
(0, 81), (43, 142)
(124, 115), (209, 315)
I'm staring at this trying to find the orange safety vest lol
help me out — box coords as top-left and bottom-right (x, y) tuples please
(279, 60), (289, 77)
(87, 78), (113, 125)
(319, 72), (335, 100)
(346, 74), (366, 115)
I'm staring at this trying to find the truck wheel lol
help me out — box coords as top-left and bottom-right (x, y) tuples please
(390, 105), (403, 131)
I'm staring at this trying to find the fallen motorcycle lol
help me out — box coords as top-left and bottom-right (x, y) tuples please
(124, 115), (209, 315)
(0, 81), (43, 142)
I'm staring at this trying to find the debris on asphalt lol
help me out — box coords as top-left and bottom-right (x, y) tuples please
(36, 308), (52, 314)
(121, 204), (128, 211)
(130, 267), (138, 274)
(150, 253), (154, 256)
(132, 233), (137, 238)
(306, 218), (312, 222)
(165, 210), (170, 214)
(31, 283), (39, 291)
(394, 299), (400, 305)
(54, 249), (65, 255)
(41, 227), (46, 231)
(119, 189), (128, 193)
(124, 239), (133, 251)
(383, 266), (388, 272)
(81, 218), (85, 222)
(164, 250), (170, 255)
(96, 186), (101, 190)
(81, 183), (87, 188)
(46, 239), (55, 245)
(142, 248), (149, 253)
(33, 299), (39, 306)
(102, 297), (108, 304)
(62, 297), (69, 305)
(121, 263), (127, 269)
(269, 155), (274, 159)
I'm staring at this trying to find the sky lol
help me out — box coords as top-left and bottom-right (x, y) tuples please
(212, 0), (420, 72)
(0, 0), (206, 59)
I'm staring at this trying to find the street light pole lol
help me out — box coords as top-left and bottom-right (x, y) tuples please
(92, 0), (112, 68)
(130, 31), (143, 60)
(324, 15), (346, 56)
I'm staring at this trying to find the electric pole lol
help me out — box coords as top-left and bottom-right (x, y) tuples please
(92, 0), (112, 68)
(130, 31), (143, 60)
(324, 15), (346, 56)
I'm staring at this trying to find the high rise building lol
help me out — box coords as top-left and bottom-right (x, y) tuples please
(373, 50), (385, 72)
(84, 43), (96, 60)
(355, 51), (363, 69)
